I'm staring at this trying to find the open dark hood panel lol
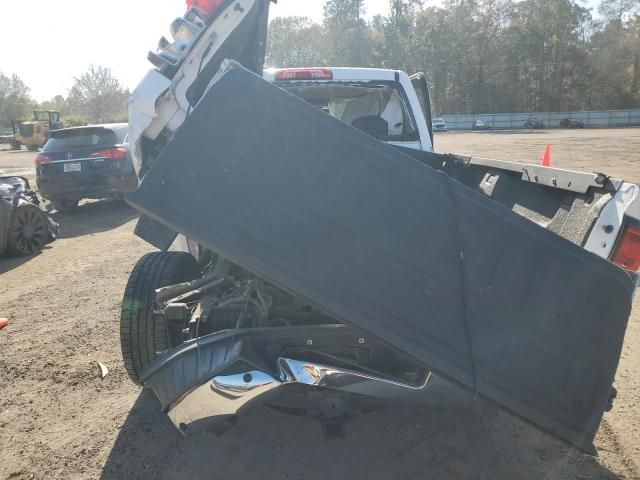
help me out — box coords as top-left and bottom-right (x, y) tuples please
(127, 66), (635, 451)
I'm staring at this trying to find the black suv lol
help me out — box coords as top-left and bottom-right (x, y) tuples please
(523, 118), (545, 129)
(559, 118), (585, 128)
(35, 124), (137, 211)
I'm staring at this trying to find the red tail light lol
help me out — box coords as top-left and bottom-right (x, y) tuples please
(612, 224), (640, 272)
(186, 0), (223, 14)
(35, 154), (53, 165)
(275, 68), (333, 81)
(90, 147), (128, 160)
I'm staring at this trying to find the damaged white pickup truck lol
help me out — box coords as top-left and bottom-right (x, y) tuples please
(123, 0), (640, 452)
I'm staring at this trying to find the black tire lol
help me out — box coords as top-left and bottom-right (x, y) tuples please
(7, 203), (49, 256)
(52, 199), (79, 212)
(120, 252), (200, 385)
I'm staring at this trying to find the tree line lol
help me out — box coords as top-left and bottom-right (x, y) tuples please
(0, 65), (128, 128)
(266, 0), (640, 115)
(3, 0), (638, 126)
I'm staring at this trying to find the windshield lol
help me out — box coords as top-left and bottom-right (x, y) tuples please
(34, 111), (51, 121)
(282, 83), (418, 142)
(44, 128), (117, 151)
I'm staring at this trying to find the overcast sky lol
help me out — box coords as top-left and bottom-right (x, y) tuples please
(0, 0), (392, 101)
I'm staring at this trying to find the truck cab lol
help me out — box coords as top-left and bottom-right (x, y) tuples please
(263, 67), (434, 152)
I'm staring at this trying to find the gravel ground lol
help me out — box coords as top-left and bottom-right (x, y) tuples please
(1, 128), (639, 480)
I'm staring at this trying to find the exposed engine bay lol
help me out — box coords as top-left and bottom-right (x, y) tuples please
(155, 256), (430, 387)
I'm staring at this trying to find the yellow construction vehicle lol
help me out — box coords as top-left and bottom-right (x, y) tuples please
(13, 111), (62, 151)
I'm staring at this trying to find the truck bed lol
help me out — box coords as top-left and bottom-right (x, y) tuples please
(395, 146), (629, 249)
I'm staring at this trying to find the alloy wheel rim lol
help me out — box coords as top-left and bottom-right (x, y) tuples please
(11, 207), (46, 254)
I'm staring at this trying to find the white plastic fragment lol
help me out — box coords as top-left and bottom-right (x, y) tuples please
(98, 362), (109, 379)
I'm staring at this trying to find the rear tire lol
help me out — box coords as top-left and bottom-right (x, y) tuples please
(52, 199), (79, 212)
(7, 203), (49, 256)
(120, 252), (200, 385)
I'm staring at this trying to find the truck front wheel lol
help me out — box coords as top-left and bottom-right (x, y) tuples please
(120, 252), (200, 385)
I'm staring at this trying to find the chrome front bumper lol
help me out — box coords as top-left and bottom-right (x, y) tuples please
(167, 357), (431, 434)
(140, 326), (471, 435)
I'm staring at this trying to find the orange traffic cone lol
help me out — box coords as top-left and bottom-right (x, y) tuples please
(541, 144), (551, 167)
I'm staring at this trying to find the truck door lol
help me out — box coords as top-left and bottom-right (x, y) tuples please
(410, 72), (433, 147)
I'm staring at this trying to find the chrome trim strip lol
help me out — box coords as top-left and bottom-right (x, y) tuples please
(278, 358), (431, 397)
(167, 357), (431, 434)
(43, 157), (108, 164)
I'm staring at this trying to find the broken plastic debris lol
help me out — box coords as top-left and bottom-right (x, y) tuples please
(98, 363), (109, 378)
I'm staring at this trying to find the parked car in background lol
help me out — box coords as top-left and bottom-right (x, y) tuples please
(0, 176), (58, 256)
(35, 124), (136, 212)
(472, 120), (492, 130)
(560, 118), (585, 128)
(524, 118), (545, 129)
(432, 117), (448, 131)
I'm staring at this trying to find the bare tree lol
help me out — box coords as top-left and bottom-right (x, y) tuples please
(266, 17), (328, 67)
(0, 72), (33, 127)
(323, 0), (366, 25)
(598, 0), (640, 23)
(68, 65), (128, 124)
(39, 95), (71, 117)
(322, 0), (373, 66)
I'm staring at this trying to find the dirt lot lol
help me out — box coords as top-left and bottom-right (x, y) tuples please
(436, 127), (640, 183)
(1, 128), (639, 480)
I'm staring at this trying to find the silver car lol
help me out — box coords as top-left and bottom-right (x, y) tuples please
(432, 117), (448, 131)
